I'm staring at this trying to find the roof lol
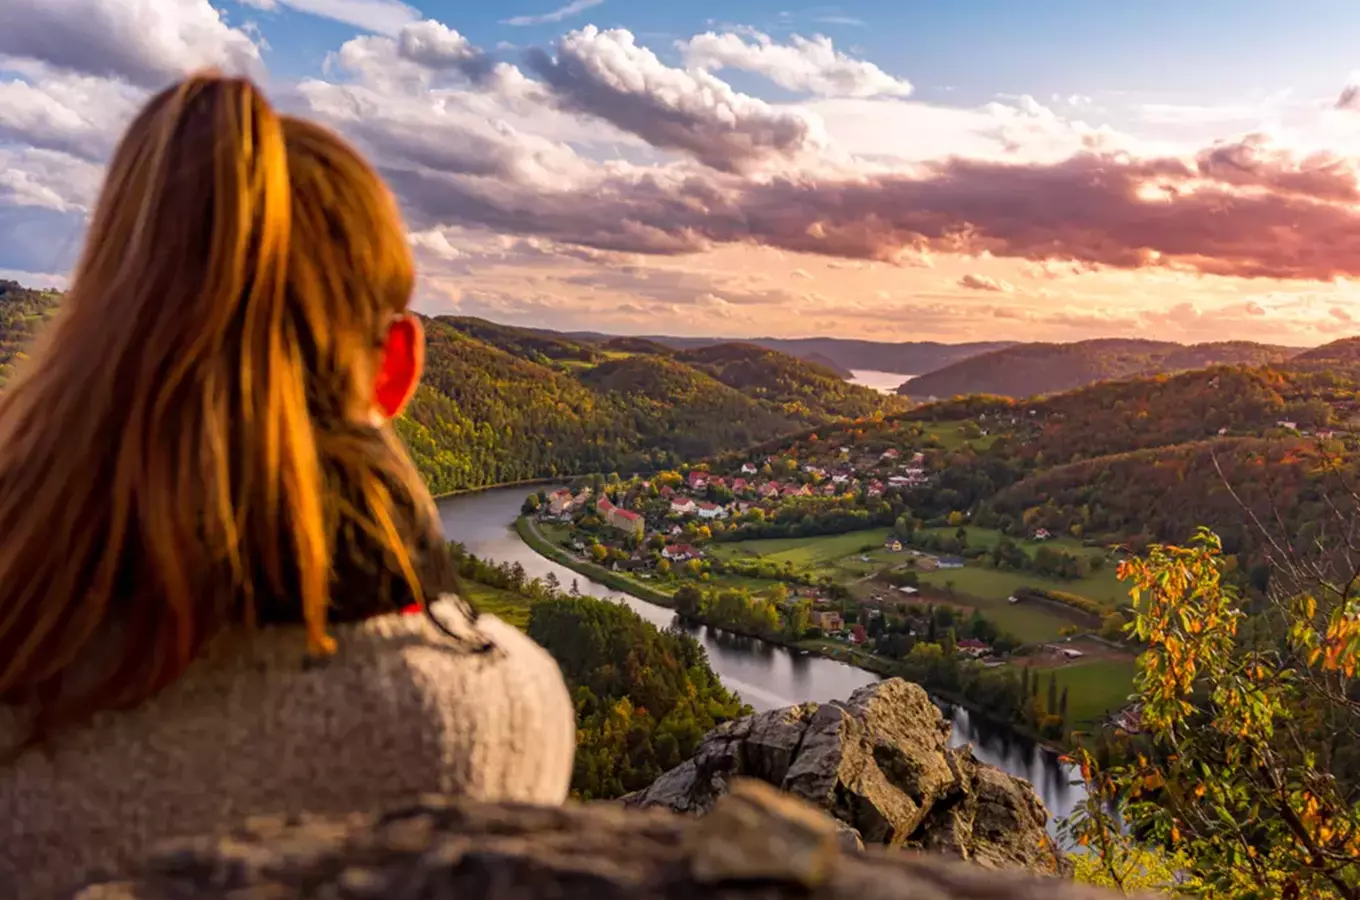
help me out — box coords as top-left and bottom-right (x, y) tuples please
(664, 544), (698, 554)
(614, 508), (641, 521)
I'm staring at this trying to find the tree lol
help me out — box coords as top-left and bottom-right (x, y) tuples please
(522, 493), (541, 514)
(1100, 611), (1128, 642)
(1047, 671), (1058, 718)
(589, 543), (609, 563)
(1065, 529), (1360, 898)
(947, 510), (966, 527)
(656, 558), (671, 576)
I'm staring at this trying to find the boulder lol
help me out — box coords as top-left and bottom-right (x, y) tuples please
(624, 678), (1067, 875)
(77, 779), (1126, 900)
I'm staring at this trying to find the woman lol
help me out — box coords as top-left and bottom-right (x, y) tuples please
(0, 74), (576, 897)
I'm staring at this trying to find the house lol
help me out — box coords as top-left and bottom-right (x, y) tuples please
(936, 556), (964, 569)
(821, 482), (839, 495)
(1059, 647), (1085, 660)
(898, 585), (918, 595)
(880, 449), (900, 461)
(687, 470), (710, 490)
(759, 482), (782, 499)
(1111, 705), (1144, 734)
(697, 501), (727, 520)
(1277, 420), (1299, 430)
(730, 478), (748, 493)
(957, 639), (991, 658)
(1318, 429), (1337, 439)
(662, 544), (699, 562)
(1033, 528), (1051, 542)
(911, 452), (925, 464)
(546, 488), (574, 516)
(884, 538), (903, 552)
(741, 462), (758, 475)
(850, 624), (867, 645)
(811, 610), (844, 632)
(597, 497), (644, 540)
(670, 498), (698, 516)
(783, 484), (811, 497)
(867, 480), (885, 498)
(831, 473), (849, 485)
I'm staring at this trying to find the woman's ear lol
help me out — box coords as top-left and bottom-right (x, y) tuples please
(373, 314), (424, 420)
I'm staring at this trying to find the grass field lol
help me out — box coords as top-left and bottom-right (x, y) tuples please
(707, 528), (894, 577)
(1041, 658), (1138, 727)
(462, 581), (535, 630)
(925, 421), (998, 452)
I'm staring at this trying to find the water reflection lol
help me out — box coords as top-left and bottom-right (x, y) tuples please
(437, 485), (1085, 828)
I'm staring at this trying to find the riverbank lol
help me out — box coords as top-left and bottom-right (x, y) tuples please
(431, 477), (557, 502)
(515, 515), (1074, 755)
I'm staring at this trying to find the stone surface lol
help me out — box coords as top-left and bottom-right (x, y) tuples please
(624, 678), (1067, 875)
(75, 778), (1131, 900)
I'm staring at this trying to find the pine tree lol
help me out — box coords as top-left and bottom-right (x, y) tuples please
(1058, 685), (1069, 723)
(1047, 672), (1058, 714)
(1021, 666), (1031, 698)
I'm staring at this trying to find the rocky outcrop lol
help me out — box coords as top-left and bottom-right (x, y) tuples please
(78, 779), (1126, 900)
(624, 678), (1066, 875)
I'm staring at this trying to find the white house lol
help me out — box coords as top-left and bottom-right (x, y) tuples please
(741, 462), (758, 474)
(1277, 420), (1298, 430)
(697, 501), (727, 520)
(662, 544), (699, 561)
(670, 498), (697, 516)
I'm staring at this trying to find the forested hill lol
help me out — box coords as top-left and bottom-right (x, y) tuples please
(402, 318), (904, 492)
(897, 338), (1301, 400)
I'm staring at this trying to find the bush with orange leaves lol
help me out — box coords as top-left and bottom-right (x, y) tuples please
(1062, 528), (1360, 899)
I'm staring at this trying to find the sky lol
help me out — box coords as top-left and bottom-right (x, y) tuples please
(6, 2), (1360, 344)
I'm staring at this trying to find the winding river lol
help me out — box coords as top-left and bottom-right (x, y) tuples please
(437, 485), (1085, 824)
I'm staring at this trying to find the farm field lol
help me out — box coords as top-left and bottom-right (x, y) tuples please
(924, 421), (998, 452)
(707, 528), (894, 577)
(1039, 658), (1138, 727)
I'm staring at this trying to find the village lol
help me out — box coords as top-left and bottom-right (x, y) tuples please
(522, 420), (1142, 739)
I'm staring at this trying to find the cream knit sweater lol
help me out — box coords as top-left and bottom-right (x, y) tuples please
(0, 598), (576, 899)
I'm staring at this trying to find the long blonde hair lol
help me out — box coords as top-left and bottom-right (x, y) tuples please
(0, 73), (442, 743)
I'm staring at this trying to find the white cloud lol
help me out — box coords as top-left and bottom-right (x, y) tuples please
(501, 0), (605, 27)
(237, 0), (279, 8)
(0, 67), (144, 160)
(526, 26), (826, 172)
(0, 0), (263, 88)
(680, 31), (913, 99)
(263, 0), (420, 35)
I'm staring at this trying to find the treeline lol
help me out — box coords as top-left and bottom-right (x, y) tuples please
(0, 281), (59, 387)
(446, 543), (750, 801)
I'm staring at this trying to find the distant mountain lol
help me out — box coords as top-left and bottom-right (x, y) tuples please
(437, 316), (600, 365)
(899, 339), (1302, 400)
(554, 329), (1014, 379)
(1288, 337), (1360, 368)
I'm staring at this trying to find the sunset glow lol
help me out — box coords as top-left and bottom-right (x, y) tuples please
(5, 0), (1360, 342)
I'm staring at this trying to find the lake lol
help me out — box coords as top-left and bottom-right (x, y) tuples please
(848, 369), (914, 394)
(437, 485), (1085, 825)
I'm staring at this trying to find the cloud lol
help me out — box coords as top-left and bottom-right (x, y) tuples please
(0, 0), (263, 88)
(501, 0), (605, 27)
(680, 31), (912, 98)
(958, 273), (1015, 293)
(0, 66), (145, 161)
(1337, 71), (1360, 111)
(258, 0), (420, 35)
(1331, 306), (1354, 322)
(525, 26), (825, 172)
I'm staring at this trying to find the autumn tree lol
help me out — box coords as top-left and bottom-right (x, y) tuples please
(1065, 529), (1360, 898)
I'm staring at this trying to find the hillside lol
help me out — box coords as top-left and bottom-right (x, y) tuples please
(0, 281), (61, 387)
(436, 316), (601, 365)
(899, 338), (1301, 400)
(676, 343), (895, 421)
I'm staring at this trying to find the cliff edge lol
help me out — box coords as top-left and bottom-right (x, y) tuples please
(626, 678), (1067, 875)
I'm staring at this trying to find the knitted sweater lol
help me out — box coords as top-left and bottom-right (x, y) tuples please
(0, 598), (576, 899)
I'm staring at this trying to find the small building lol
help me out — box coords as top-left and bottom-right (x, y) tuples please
(759, 482), (782, 499)
(1277, 420), (1298, 430)
(1033, 528), (1051, 542)
(730, 478), (749, 493)
(937, 556), (964, 569)
(687, 471), (709, 490)
(597, 497), (644, 540)
(1060, 648), (1085, 659)
(880, 449), (900, 461)
(697, 501), (727, 520)
(898, 585), (918, 595)
(670, 498), (697, 516)
(546, 488), (574, 516)
(957, 638), (991, 658)
(850, 624), (867, 645)
(884, 539), (902, 552)
(867, 481), (884, 498)
(662, 544), (699, 562)
(741, 462), (758, 475)
(811, 610), (844, 632)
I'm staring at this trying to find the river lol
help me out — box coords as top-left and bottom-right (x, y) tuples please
(437, 485), (1084, 824)
(848, 369), (915, 395)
